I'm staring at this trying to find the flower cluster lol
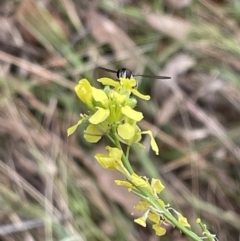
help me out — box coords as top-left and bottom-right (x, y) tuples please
(68, 76), (217, 241)
(67, 77), (159, 154)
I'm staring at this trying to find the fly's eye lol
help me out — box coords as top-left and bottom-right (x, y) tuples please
(117, 68), (127, 78)
(125, 69), (134, 79)
(121, 70), (127, 78)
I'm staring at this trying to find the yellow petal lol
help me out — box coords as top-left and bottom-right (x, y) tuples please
(196, 218), (201, 224)
(75, 79), (93, 104)
(97, 77), (120, 88)
(119, 78), (137, 89)
(126, 125), (142, 145)
(110, 91), (126, 104)
(92, 87), (109, 107)
(107, 146), (123, 161)
(177, 214), (191, 228)
(117, 123), (135, 140)
(96, 147), (131, 176)
(121, 106), (143, 121)
(131, 89), (150, 100)
(84, 124), (102, 143)
(148, 212), (160, 224)
(115, 180), (135, 190)
(89, 108), (110, 124)
(94, 153), (116, 169)
(134, 201), (150, 211)
(94, 147), (123, 170)
(152, 223), (166, 236)
(157, 199), (166, 207)
(67, 118), (84, 136)
(131, 173), (149, 188)
(151, 178), (165, 194)
(141, 131), (159, 155)
(134, 216), (147, 227)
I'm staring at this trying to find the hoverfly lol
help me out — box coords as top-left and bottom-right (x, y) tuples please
(98, 67), (171, 80)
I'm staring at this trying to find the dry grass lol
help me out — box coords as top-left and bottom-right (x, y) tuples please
(1, 0), (240, 241)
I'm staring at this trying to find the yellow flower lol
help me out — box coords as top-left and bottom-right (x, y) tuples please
(117, 123), (136, 140)
(89, 108), (110, 124)
(69, 77), (160, 159)
(151, 178), (165, 195)
(67, 118), (84, 136)
(67, 114), (88, 136)
(134, 205), (167, 237)
(117, 122), (141, 146)
(92, 87), (109, 108)
(127, 125), (142, 145)
(84, 124), (103, 143)
(134, 201), (150, 211)
(92, 80), (143, 125)
(75, 79), (94, 108)
(117, 122), (160, 155)
(141, 130), (159, 155)
(95, 146), (122, 169)
(130, 173), (149, 188)
(97, 77), (120, 88)
(148, 212), (160, 224)
(121, 106), (143, 121)
(134, 216), (147, 227)
(119, 78), (150, 100)
(134, 211), (149, 227)
(120, 77), (136, 88)
(177, 213), (191, 228)
(98, 77), (150, 100)
(107, 90), (139, 124)
(109, 91), (126, 105)
(152, 223), (166, 236)
(115, 180), (136, 191)
(157, 199), (166, 207)
(196, 218), (201, 224)
(131, 88), (150, 100)
(94, 147), (130, 176)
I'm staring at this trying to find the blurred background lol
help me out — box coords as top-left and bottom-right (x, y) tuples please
(1, 0), (240, 240)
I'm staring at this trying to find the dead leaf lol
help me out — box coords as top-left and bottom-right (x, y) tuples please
(165, 0), (192, 9)
(152, 54), (195, 125)
(87, 11), (141, 68)
(152, 54), (195, 102)
(15, 0), (69, 51)
(163, 54), (195, 79)
(145, 14), (191, 40)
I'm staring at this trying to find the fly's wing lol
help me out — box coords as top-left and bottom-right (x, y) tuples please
(134, 74), (171, 79)
(98, 67), (171, 79)
(98, 67), (117, 74)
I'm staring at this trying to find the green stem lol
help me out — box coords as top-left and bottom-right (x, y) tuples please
(106, 133), (116, 145)
(111, 127), (134, 174)
(198, 221), (216, 241)
(137, 186), (202, 241)
(118, 152), (203, 241)
(126, 145), (130, 159)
